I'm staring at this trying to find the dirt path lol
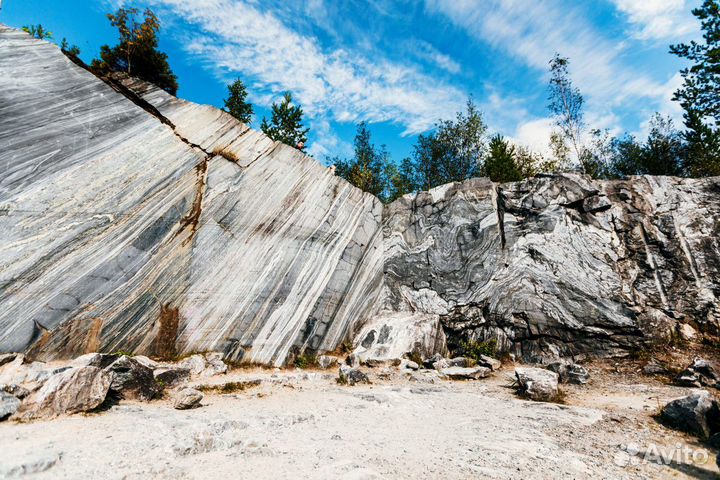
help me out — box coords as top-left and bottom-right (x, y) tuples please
(0, 366), (717, 479)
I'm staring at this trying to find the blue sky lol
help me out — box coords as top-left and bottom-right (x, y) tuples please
(1, 0), (701, 163)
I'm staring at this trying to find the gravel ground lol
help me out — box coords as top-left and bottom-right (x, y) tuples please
(0, 364), (718, 479)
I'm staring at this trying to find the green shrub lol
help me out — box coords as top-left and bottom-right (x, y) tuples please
(458, 339), (497, 360)
(294, 354), (317, 369)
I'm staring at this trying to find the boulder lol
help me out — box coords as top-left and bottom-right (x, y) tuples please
(477, 355), (501, 371)
(154, 367), (191, 388)
(678, 323), (698, 341)
(0, 383), (30, 399)
(448, 357), (476, 368)
(133, 355), (160, 370)
(0, 355), (51, 386)
(338, 365), (370, 386)
(317, 355), (338, 369)
(179, 354), (207, 375)
(70, 353), (119, 369)
(676, 358), (720, 389)
(179, 353), (228, 377)
(345, 353), (361, 368)
(660, 391), (720, 439)
(14, 366), (111, 420)
(432, 358), (451, 371)
(0, 353), (17, 368)
(351, 311), (447, 365)
(0, 391), (21, 420)
(643, 360), (668, 376)
(440, 366), (491, 380)
(404, 360), (420, 371)
(515, 367), (559, 402)
(173, 388), (203, 410)
(547, 361), (590, 385)
(104, 355), (159, 401)
(204, 352), (229, 376)
(423, 353), (444, 369)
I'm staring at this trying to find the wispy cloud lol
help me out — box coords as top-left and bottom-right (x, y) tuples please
(149, 0), (465, 143)
(408, 40), (461, 74)
(424, 0), (692, 142)
(611, 0), (697, 41)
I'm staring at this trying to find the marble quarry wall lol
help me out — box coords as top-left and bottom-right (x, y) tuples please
(1, 26), (718, 364)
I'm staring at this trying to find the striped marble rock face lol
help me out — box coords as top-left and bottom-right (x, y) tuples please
(0, 26), (383, 366)
(381, 174), (720, 361)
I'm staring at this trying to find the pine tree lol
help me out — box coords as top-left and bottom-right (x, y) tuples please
(260, 92), (309, 151)
(22, 24), (53, 39)
(223, 79), (253, 124)
(91, 8), (179, 95)
(670, 0), (720, 176)
(484, 135), (522, 183)
(333, 122), (393, 201)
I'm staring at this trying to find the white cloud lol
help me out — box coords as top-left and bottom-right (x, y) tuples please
(512, 117), (555, 155)
(409, 40), (461, 74)
(149, 0), (465, 141)
(611, 0), (697, 40)
(425, 0), (689, 147)
(425, 0), (665, 104)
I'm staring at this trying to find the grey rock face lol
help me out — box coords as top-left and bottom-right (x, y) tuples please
(316, 355), (338, 369)
(0, 391), (21, 420)
(515, 367), (559, 402)
(383, 174), (720, 361)
(14, 366), (111, 420)
(0, 27), (383, 367)
(104, 356), (159, 401)
(173, 388), (203, 410)
(2, 27), (719, 366)
(660, 391), (720, 439)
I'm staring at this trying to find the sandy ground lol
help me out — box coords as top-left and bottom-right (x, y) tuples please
(0, 363), (718, 480)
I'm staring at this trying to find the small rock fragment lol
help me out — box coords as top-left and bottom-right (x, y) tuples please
(173, 388), (203, 410)
(338, 365), (369, 386)
(317, 355), (338, 369)
(0, 391), (21, 420)
(0, 353), (17, 368)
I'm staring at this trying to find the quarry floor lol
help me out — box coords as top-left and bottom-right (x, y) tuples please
(0, 362), (718, 480)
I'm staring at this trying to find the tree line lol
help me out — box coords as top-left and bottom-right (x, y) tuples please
(23, 0), (720, 204)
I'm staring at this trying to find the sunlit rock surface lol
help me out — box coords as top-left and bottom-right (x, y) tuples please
(0, 26), (383, 365)
(2, 26), (719, 365)
(382, 174), (720, 360)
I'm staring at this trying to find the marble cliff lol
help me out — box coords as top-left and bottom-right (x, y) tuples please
(1, 26), (718, 365)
